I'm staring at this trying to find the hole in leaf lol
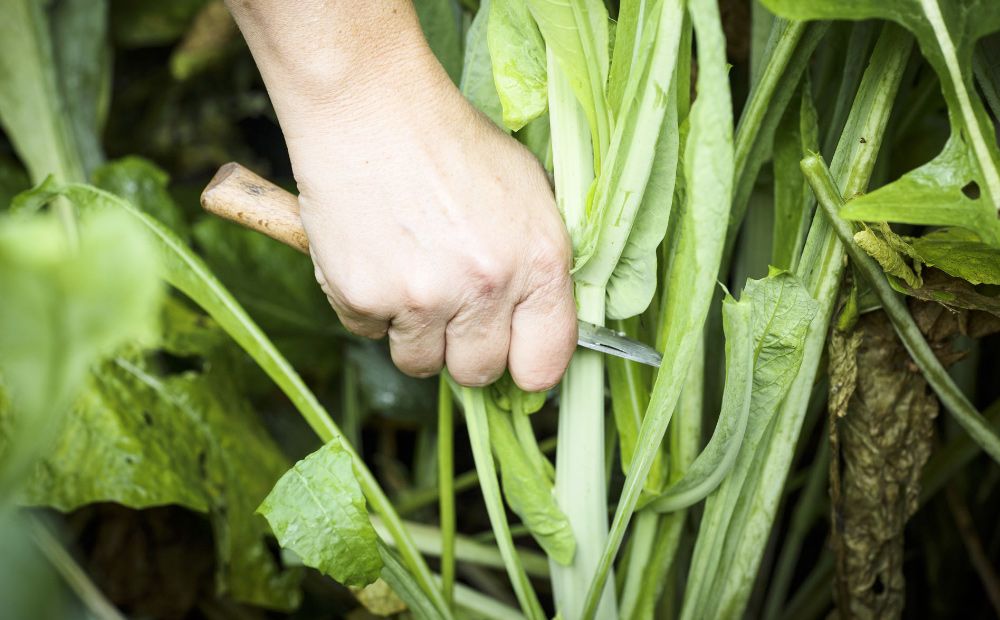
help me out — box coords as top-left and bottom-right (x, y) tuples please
(872, 575), (886, 595)
(962, 181), (981, 200)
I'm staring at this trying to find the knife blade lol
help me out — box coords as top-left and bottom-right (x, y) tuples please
(201, 162), (664, 368)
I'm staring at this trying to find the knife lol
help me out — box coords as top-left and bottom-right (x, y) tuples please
(200, 162), (663, 368)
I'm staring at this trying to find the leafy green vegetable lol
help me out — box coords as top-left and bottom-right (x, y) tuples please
(17, 299), (303, 609)
(485, 397), (575, 564)
(0, 207), (159, 430)
(93, 157), (189, 238)
(648, 293), (754, 513)
(461, 0), (506, 129)
(582, 1), (735, 613)
(763, 0), (1000, 244)
(460, 385), (545, 619)
(911, 229), (1000, 285)
(488, 0), (548, 130)
(854, 228), (923, 288)
(681, 271), (818, 619)
(525, 0), (610, 161)
(258, 438), (382, 589)
(16, 179), (447, 614)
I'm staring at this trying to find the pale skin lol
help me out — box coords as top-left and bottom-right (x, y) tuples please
(224, 1), (577, 390)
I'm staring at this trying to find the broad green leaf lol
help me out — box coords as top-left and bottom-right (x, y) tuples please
(14, 181), (446, 612)
(582, 0), (735, 610)
(414, 0), (464, 84)
(0, 208), (159, 424)
(839, 136), (1000, 242)
(93, 157), (189, 238)
(525, 0), (611, 160)
(485, 398), (575, 565)
(18, 300), (303, 610)
(681, 271), (818, 620)
(648, 294), (754, 513)
(911, 229), (1000, 285)
(462, 0), (506, 129)
(576, 0), (683, 292)
(763, 0), (1000, 243)
(0, 208), (160, 494)
(489, 0), (548, 130)
(258, 439), (382, 588)
(0, 0), (85, 183)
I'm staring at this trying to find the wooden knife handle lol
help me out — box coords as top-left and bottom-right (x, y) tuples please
(200, 162), (310, 254)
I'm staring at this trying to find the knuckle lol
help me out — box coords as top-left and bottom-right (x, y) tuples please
(449, 364), (504, 388)
(337, 285), (382, 317)
(467, 255), (514, 299)
(392, 349), (443, 379)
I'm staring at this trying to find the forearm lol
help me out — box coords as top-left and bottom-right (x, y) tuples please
(224, 0), (447, 140)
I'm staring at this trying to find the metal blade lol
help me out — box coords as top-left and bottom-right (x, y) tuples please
(576, 320), (662, 368)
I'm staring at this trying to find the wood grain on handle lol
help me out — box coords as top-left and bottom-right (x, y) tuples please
(200, 162), (310, 254)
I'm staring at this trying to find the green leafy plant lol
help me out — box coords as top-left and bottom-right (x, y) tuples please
(2, 1), (1000, 619)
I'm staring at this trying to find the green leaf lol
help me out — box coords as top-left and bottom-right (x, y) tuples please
(681, 271), (818, 619)
(93, 157), (189, 238)
(763, 0), (1000, 243)
(485, 398), (575, 565)
(414, 0), (464, 84)
(259, 439), (382, 588)
(0, 0), (85, 183)
(0, 207), (160, 425)
(577, 0), (683, 295)
(17, 181), (446, 612)
(0, 207), (160, 494)
(604, 73), (679, 319)
(459, 386), (545, 619)
(853, 229), (922, 288)
(0, 157), (30, 211)
(461, 0), (506, 129)
(525, 0), (611, 160)
(18, 300), (303, 610)
(648, 294), (754, 513)
(582, 0), (735, 610)
(911, 230), (1000, 285)
(489, 0), (548, 131)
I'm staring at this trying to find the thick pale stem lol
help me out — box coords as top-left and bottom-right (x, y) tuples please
(552, 282), (617, 620)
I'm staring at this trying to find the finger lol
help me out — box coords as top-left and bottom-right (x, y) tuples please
(508, 274), (577, 392)
(445, 299), (513, 387)
(388, 310), (448, 378)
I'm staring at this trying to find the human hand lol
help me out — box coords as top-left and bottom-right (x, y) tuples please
(283, 47), (576, 390)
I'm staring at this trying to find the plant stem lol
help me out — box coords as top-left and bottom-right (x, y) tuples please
(438, 375), (456, 608)
(552, 281), (616, 620)
(371, 517), (551, 578)
(29, 517), (125, 620)
(802, 154), (1000, 463)
(461, 386), (545, 620)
